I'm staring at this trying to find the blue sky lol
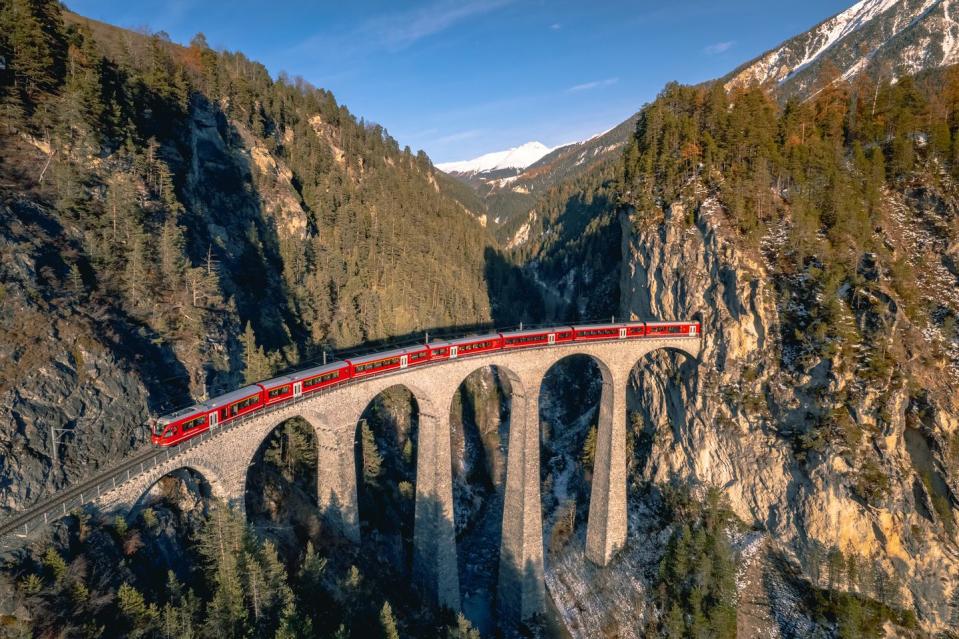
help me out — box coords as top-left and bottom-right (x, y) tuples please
(66, 0), (853, 163)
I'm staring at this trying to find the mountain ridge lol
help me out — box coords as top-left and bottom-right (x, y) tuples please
(725, 0), (959, 97)
(436, 140), (556, 174)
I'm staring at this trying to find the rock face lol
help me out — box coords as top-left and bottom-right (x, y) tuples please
(0, 201), (154, 512)
(546, 187), (959, 635)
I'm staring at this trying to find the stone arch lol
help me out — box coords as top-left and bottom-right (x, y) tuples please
(627, 345), (700, 481)
(132, 458), (229, 514)
(447, 363), (523, 633)
(244, 415), (321, 546)
(536, 352), (618, 566)
(353, 383), (423, 573)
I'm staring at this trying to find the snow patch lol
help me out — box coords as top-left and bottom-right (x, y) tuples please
(437, 141), (553, 174)
(790, 0), (900, 76)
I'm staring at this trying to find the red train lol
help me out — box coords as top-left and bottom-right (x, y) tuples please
(150, 320), (700, 446)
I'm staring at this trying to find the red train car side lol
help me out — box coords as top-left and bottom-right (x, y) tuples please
(646, 321), (699, 337)
(572, 324), (627, 341)
(447, 334), (502, 358)
(152, 320), (701, 447)
(151, 384), (263, 447)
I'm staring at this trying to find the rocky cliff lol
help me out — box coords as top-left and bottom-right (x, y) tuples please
(541, 177), (959, 635)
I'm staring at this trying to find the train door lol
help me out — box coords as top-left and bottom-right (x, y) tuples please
(293, 382), (303, 398)
(209, 411), (218, 429)
(548, 333), (556, 345)
(400, 355), (408, 369)
(689, 324), (698, 336)
(450, 346), (458, 359)
(619, 327), (627, 339)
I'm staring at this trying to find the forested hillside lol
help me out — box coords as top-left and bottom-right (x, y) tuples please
(2, 0), (502, 387)
(0, 0), (527, 509)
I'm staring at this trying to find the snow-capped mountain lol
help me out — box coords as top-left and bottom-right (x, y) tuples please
(437, 141), (555, 175)
(726, 0), (959, 97)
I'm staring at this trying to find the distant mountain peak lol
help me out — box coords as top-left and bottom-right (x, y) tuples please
(436, 141), (553, 175)
(726, 0), (959, 98)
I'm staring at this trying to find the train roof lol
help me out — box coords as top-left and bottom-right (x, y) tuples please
(446, 332), (501, 346)
(204, 384), (263, 408)
(500, 327), (569, 338)
(346, 347), (409, 366)
(258, 361), (348, 388)
(571, 323), (624, 331)
(645, 320), (688, 326)
(156, 402), (208, 425)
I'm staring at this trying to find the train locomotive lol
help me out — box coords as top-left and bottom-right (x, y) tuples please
(150, 320), (700, 446)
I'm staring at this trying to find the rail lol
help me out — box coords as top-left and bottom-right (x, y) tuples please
(0, 321), (701, 546)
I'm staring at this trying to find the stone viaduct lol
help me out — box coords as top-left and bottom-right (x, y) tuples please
(93, 336), (700, 625)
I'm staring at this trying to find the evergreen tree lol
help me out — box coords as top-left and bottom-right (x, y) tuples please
(361, 420), (383, 485)
(243, 322), (271, 383)
(379, 601), (399, 639)
(0, 0), (67, 96)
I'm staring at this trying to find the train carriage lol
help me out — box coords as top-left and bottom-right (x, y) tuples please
(571, 323), (628, 341)
(645, 321), (699, 337)
(347, 348), (409, 378)
(447, 333), (502, 358)
(500, 327), (574, 349)
(259, 361), (351, 405)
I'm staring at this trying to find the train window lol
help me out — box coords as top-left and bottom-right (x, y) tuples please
(431, 348), (447, 356)
(460, 341), (492, 352)
(356, 357), (400, 373)
(182, 415), (206, 431)
(557, 332), (571, 339)
(668, 326), (680, 333)
(409, 351), (427, 361)
(164, 428), (175, 438)
(269, 386), (290, 399)
(230, 395), (260, 415)
(580, 329), (617, 337)
(303, 370), (340, 389)
(506, 335), (546, 345)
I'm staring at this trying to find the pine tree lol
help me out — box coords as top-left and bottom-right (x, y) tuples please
(117, 583), (159, 638)
(197, 505), (248, 638)
(243, 322), (271, 383)
(447, 613), (480, 639)
(360, 421), (383, 485)
(580, 424), (597, 470)
(665, 603), (685, 639)
(379, 601), (399, 639)
(0, 0), (67, 96)
(297, 542), (327, 595)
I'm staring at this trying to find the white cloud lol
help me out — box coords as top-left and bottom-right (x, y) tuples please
(550, 23), (562, 30)
(292, 0), (514, 58)
(375, 0), (514, 50)
(567, 77), (619, 93)
(434, 129), (484, 144)
(704, 41), (734, 55)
